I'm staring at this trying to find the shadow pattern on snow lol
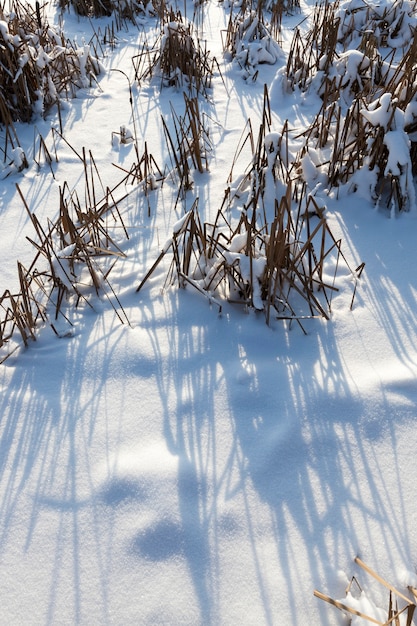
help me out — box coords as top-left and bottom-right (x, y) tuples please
(0, 258), (416, 625)
(139, 286), (417, 626)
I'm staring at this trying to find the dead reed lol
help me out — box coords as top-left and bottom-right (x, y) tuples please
(285, 1), (343, 93)
(137, 98), (362, 330)
(58, 0), (154, 20)
(285, 0), (417, 214)
(222, 7), (282, 79)
(112, 141), (165, 216)
(0, 277), (46, 362)
(132, 9), (216, 95)
(0, 0), (102, 124)
(137, 180), (361, 331)
(161, 93), (211, 206)
(315, 556), (416, 626)
(0, 142), (143, 362)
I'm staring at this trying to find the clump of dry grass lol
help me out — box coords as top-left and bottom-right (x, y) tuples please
(132, 9), (217, 95)
(0, 266), (47, 361)
(285, 1), (341, 93)
(0, 0), (105, 177)
(221, 0), (299, 42)
(161, 93), (211, 206)
(111, 140), (165, 217)
(297, 53), (417, 213)
(285, 0), (417, 214)
(223, 7), (282, 79)
(0, 0), (102, 124)
(337, 0), (417, 49)
(59, 0), (154, 20)
(137, 96), (362, 330)
(17, 152), (130, 318)
(59, 0), (112, 17)
(0, 143), (139, 362)
(285, 0), (417, 95)
(137, 180), (361, 331)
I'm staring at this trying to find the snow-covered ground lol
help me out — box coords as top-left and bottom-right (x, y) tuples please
(2, 0), (417, 624)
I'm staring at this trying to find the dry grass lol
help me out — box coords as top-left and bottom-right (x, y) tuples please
(12, 0), (417, 356)
(137, 92), (362, 330)
(132, 3), (220, 96)
(0, 1), (102, 124)
(58, 0), (154, 20)
(0, 0), (104, 169)
(285, 1), (340, 92)
(161, 93), (211, 206)
(0, 143), (136, 362)
(132, 8), (217, 96)
(222, 5), (282, 79)
(315, 556), (416, 626)
(137, 181), (361, 331)
(285, 0), (417, 214)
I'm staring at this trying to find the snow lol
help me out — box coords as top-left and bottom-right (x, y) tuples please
(2, 0), (417, 624)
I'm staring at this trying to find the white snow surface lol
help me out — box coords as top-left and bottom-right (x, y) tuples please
(1, 1), (417, 625)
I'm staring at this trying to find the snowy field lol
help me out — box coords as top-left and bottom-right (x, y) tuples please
(2, 0), (417, 624)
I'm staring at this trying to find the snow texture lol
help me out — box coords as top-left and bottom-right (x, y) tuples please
(1, 0), (417, 625)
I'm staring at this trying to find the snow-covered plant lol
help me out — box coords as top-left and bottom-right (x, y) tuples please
(134, 13), (215, 95)
(284, 0), (417, 214)
(285, 0), (340, 91)
(336, 0), (417, 50)
(59, 0), (154, 19)
(315, 50), (373, 105)
(224, 10), (283, 79)
(360, 93), (416, 213)
(0, 1), (103, 124)
(137, 181), (360, 328)
(159, 21), (198, 87)
(161, 93), (212, 206)
(137, 108), (361, 327)
(227, 104), (296, 224)
(286, 0), (417, 98)
(299, 91), (417, 213)
(0, 154), (132, 359)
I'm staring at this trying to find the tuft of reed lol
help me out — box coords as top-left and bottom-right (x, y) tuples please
(285, 1), (340, 93)
(286, 0), (417, 214)
(132, 9), (216, 96)
(161, 93), (212, 206)
(59, 0), (154, 20)
(0, 140), (147, 361)
(137, 179), (361, 330)
(112, 142), (165, 216)
(0, 0), (102, 125)
(222, 6), (282, 80)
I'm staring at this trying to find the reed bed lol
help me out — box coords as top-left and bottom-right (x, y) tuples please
(13, 0), (417, 355)
(137, 96), (362, 330)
